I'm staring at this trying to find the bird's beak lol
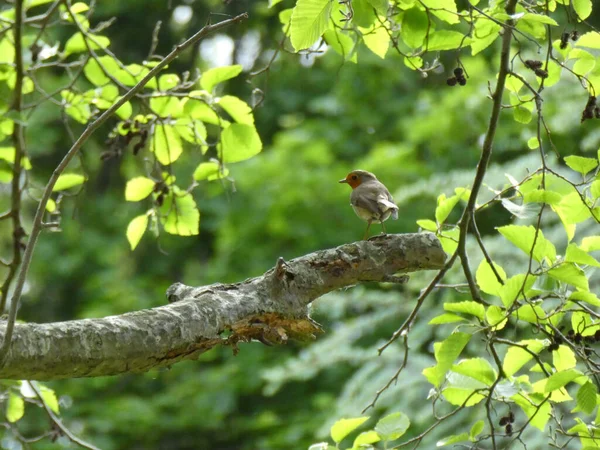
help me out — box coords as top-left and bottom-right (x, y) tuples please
(338, 178), (348, 184)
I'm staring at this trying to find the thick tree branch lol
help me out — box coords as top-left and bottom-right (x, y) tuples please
(0, 233), (445, 380)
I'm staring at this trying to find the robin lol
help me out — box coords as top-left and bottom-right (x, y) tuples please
(339, 170), (399, 240)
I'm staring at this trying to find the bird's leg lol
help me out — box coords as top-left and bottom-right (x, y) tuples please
(380, 220), (387, 235)
(363, 221), (372, 240)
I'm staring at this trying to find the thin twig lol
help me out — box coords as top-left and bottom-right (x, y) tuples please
(0, 12), (249, 367)
(0, 0), (25, 313)
(28, 381), (101, 450)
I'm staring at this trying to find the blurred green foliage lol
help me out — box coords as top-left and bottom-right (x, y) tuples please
(2, 0), (600, 448)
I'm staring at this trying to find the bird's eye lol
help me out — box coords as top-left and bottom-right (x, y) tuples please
(351, 175), (358, 180)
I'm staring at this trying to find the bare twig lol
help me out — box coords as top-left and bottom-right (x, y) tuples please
(28, 381), (100, 450)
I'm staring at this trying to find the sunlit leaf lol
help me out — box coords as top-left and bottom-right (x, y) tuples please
(548, 262), (589, 291)
(6, 393), (24, 423)
(290, 0), (333, 51)
(444, 301), (485, 320)
(220, 123), (262, 163)
(217, 95), (255, 125)
(503, 339), (545, 377)
(53, 173), (86, 191)
(330, 417), (369, 444)
(125, 177), (155, 202)
(159, 188), (200, 236)
(152, 124), (183, 165)
(476, 259), (506, 296)
(564, 155), (598, 176)
(374, 412), (410, 441)
(126, 214), (148, 250)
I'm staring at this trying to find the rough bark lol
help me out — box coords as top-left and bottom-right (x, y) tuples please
(0, 233), (445, 380)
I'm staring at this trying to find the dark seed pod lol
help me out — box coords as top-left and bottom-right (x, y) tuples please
(499, 417), (508, 426)
(554, 335), (563, 345)
(458, 77), (467, 86)
(153, 183), (162, 193)
(508, 411), (515, 423)
(446, 77), (458, 86)
(453, 67), (464, 77)
(560, 32), (570, 49)
(505, 424), (513, 435)
(525, 60), (543, 70)
(122, 122), (131, 130)
(568, 329), (575, 337)
(162, 186), (169, 194)
(133, 142), (144, 155)
(571, 30), (579, 41)
(574, 333), (583, 344)
(594, 330), (600, 341)
(534, 68), (548, 79)
(156, 193), (164, 207)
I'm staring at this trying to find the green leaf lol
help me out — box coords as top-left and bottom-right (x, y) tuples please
(6, 393), (24, 423)
(523, 189), (562, 205)
(527, 136), (539, 149)
(573, 0), (592, 20)
(513, 106), (532, 124)
(126, 214), (148, 250)
(444, 301), (485, 320)
(159, 188), (200, 236)
(471, 19), (500, 55)
(193, 162), (229, 181)
(564, 155), (598, 176)
(125, 177), (155, 202)
(416, 219), (437, 231)
(84, 58), (110, 86)
(545, 369), (584, 392)
(512, 304), (547, 324)
(451, 358), (496, 385)
(152, 124), (183, 165)
(366, 0), (387, 14)
(569, 291), (600, 308)
(220, 123), (263, 163)
(429, 313), (467, 325)
(64, 33), (110, 56)
(577, 382), (597, 414)
(499, 273), (536, 308)
(486, 305), (507, 330)
(217, 95), (255, 125)
(554, 191), (591, 225)
(290, 0), (333, 51)
(53, 173), (86, 191)
(497, 225), (556, 264)
(183, 97), (220, 125)
(352, 430), (380, 449)
(520, 13), (558, 26)
(39, 385), (59, 414)
(513, 393), (551, 431)
(503, 339), (545, 377)
(476, 259), (506, 296)
(469, 420), (484, 440)
(374, 412), (410, 441)
(200, 65), (243, 92)
(576, 32), (600, 49)
(581, 236), (600, 251)
(423, 332), (471, 387)
(553, 345), (577, 371)
(565, 243), (600, 267)
(435, 188), (468, 224)
(548, 262), (589, 291)
(427, 31), (469, 51)
(324, 29), (357, 63)
(330, 417), (369, 444)
(158, 73), (180, 90)
(437, 433), (469, 446)
(361, 25), (389, 58)
(420, 0), (459, 24)
(150, 96), (183, 117)
(400, 8), (428, 48)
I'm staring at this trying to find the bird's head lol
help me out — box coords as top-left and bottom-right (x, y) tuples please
(338, 170), (377, 189)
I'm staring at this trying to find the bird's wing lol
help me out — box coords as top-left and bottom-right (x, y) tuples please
(352, 182), (399, 219)
(351, 188), (381, 217)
